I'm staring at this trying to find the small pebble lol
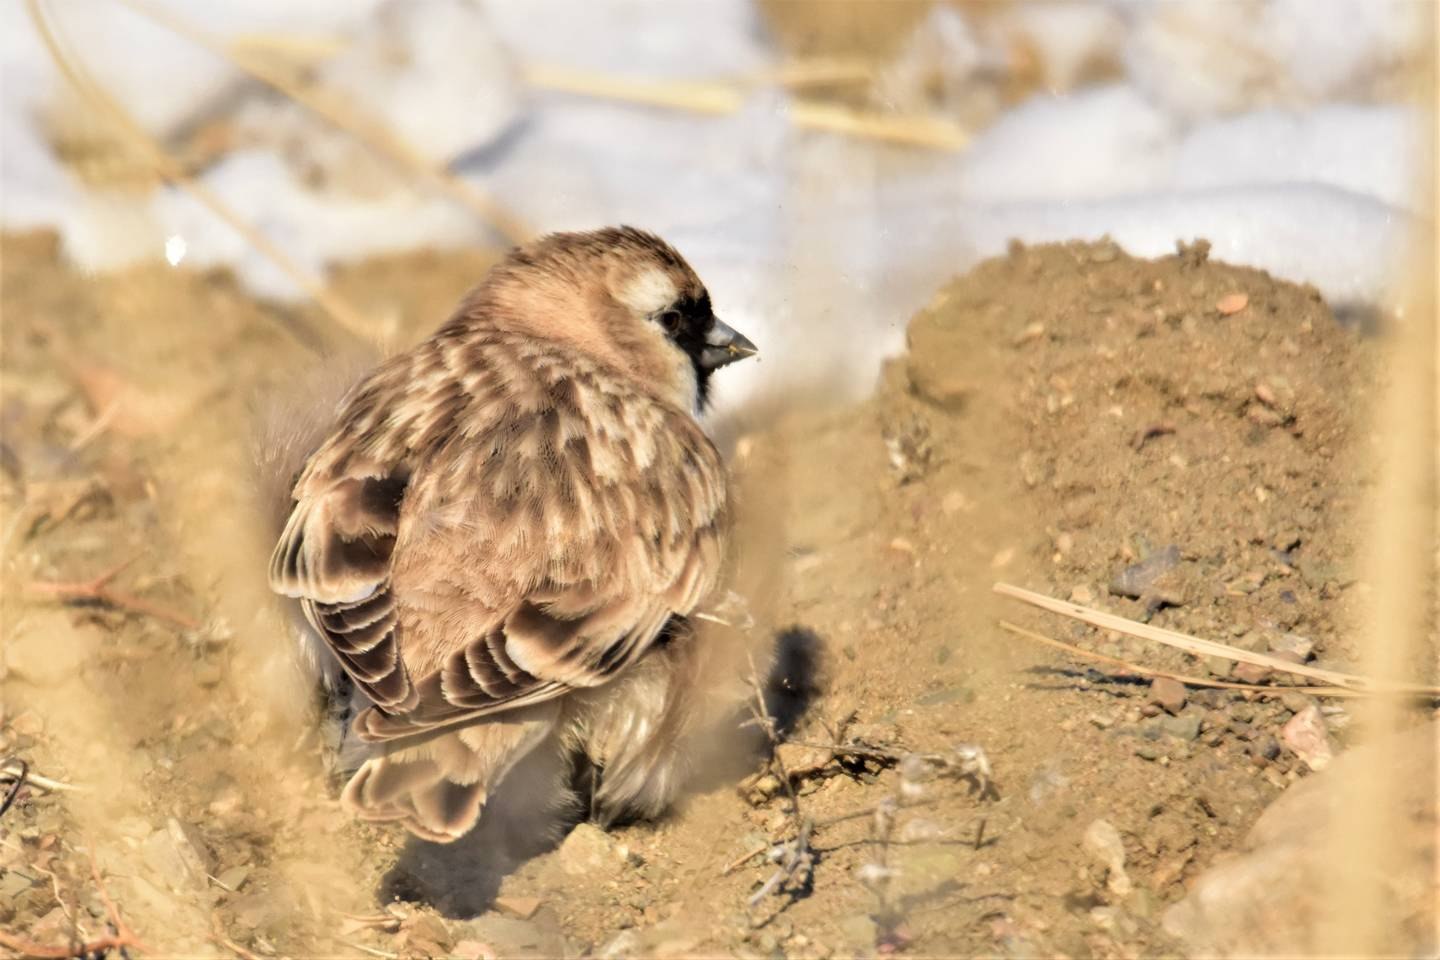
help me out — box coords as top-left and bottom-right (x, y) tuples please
(1158, 713), (1202, 742)
(1269, 632), (1315, 660)
(1205, 656), (1234, 679)
(1232, 662), (1273, 685)
(1148, 677), (1187, 715)
(1110, 544), (1180, 599)
(1216, 292), (1249, 315)
(1082, 819), (1132, 897)
(1281, 705), (1334, 771)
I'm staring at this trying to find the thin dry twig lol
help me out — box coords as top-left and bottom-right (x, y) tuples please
(23, 558), (201, 630)
(721, 841), (769, 876)
(0, 845), (147, 958)
(338, 939), (400, 959)
(66, 400), (122, 453)
(87, 843), (147, 955)
(993, 581), (1440, 696)
(338, 912), (403, 932)
(211, 911), (264, 960)
(851, 747), (991, 952)
(25, 0), (375, 347)
(1, 759), (80, 794)
(742, 650), (815, 908)
(30, 858), (76, 927)
(0, 928), (138, 959)
(1130, 421), (1176, 451)
(997, 619), (1367, 699)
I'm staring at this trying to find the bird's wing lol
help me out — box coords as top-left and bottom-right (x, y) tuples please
(268, 341), (729, 740)
(269, 461), (418, 711)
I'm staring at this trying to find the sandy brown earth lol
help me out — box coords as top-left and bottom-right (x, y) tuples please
(1, 231), (1435, 958)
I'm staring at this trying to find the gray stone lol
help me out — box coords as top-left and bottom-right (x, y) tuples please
(1110, 544), (1181, 598)
(215, 865), (252, 892)
(142, 818), (213, 890)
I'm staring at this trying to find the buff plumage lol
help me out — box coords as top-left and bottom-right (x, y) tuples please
(266, 227), (755, 842)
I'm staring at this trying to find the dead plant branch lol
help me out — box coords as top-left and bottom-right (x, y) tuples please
(0, 844), (147, 958)
(87, 843), (146, 955)
(0, 928), (139, 959)
(23, 558), (200, 630)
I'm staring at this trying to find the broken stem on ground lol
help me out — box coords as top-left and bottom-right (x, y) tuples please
(996, 619), (1368, 699)
(993, 581), (1440, 697)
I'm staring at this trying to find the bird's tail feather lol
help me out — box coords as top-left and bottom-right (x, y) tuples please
(342, 708), (558, 842)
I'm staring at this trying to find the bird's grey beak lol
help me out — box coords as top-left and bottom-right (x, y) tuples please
(700, 318), (758, 370)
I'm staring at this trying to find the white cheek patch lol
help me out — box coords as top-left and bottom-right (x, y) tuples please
(619, 267), (679, 316)
(668, 349), (700, 414)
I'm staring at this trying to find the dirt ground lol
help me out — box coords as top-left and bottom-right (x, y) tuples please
(2, 231), (1436, 958)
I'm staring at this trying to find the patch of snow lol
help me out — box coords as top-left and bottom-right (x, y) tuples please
(480, 0), (767, 79)
(1119, 0), (1425, 118)
(955, 85), (1178, 202)
(1174, 105), (1425, 215)
(318, 0), (523, 167)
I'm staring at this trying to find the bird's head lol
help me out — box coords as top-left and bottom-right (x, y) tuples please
(470, 226), (758, 413)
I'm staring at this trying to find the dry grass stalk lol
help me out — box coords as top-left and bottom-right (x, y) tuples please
(993, 581), (1440, 696)
(789, 100), (968, 150)
(525, 65), (747, 115)
(25, 0), (376, 348)
(226, 32), (347, 67)
(523, 64), (968, 151)
(110, 0), (531, 246)
(997, 619), (1365, 699)
(1321, 38), (1439, 950)
(758, 57), (876, 90)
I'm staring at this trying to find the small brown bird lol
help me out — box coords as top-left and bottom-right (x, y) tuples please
(267, 227), (757, 842)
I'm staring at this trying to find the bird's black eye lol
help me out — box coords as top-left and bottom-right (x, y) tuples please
(657, 308), (683, 334)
